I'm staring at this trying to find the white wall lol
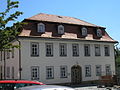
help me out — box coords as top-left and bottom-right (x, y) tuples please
(20, 38), (115, 84)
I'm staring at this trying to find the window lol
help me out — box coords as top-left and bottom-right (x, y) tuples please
(6, 50), (10, 59)
(6, 67), (10, 78)
(58, 25), (64, 34)
(84, 44), (90, 56)
(31, 66), (39, 80)
(46, 66), (54, 79)
(11, 47), (14, 58)
(105, 65), (111, 75)
(97, 29), (102, 37)
(46, 43), (53, 57)
(72, 44), (79, 56)
(85, 65), (91, 77)
(11, 67), (14, 79)
(96, 65), (101, 76)
(31, 42), (39, 56)
(37, 23), (45, 33)
(0, 51), (2, 61)
(81, 27), (87, 36)
(104, 45), (110, 56)
(95, 45), (101, 56)
(60, 66), (67, 78)
(59, 43), (67, 56)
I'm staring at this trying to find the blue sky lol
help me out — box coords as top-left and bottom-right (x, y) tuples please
(1, 0), (120, 47)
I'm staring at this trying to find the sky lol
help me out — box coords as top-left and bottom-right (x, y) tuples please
(0, 0), (120, 47)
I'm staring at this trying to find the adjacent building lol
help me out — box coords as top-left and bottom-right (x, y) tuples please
(0, 13), (118, 84)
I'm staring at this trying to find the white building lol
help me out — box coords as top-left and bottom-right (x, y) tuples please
(0, 13), (118, 84)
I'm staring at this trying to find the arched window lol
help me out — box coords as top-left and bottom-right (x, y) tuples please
(97, 29), (102, 37)
(58, 25), (64, 34)
(37, 23), (45, 33)
(81, 27), (87, 36)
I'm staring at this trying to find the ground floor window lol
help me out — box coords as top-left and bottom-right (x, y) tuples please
(46, 66), (54, 79)
(96, 65), (101, 76)
(85, 65), (91, 77)
(31, 66), (39, 80)
(105, 64), (111, 75)
(60, 66), (67, 78)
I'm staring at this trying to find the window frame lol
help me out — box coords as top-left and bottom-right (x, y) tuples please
(84, 44), (90, 56)
(104, 45), (110, 56)
(31, 66), (39, 80)
(46, 66), (54, 79)
(81, 27), (87, 36)
(45, 43), (53, 57)
(59, 43), (67, 57)
(58, 25), (64, 35)
(105, 64), (111, 76)
(72, 44), (79, 57)
(31, 42), (39, 57)
(60, 65), (68, 78)
(97, 29), (102, 37)
(95, 44), (101, 56)
(37, 23), (45, 33)
(85, 65), (91, 77)
(96, 65), (102, 76)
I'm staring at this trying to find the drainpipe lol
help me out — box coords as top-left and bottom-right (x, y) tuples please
(16, 38), (22, 80)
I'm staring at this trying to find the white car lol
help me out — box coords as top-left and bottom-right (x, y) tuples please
(15, 85), (75, 90)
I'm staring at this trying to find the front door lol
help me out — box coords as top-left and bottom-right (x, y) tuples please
(71, 65), (82, 84)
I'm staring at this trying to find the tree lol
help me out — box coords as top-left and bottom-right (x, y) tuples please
(0, 0), (23, 50)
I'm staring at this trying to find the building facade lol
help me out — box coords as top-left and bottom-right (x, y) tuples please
(0, 13), (118, 84)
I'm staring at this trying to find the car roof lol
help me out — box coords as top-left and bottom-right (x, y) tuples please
(0, 80), (44, 85)
(16, 85), (75, 90)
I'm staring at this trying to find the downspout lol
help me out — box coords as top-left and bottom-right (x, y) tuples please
(16, 38), (22, 80)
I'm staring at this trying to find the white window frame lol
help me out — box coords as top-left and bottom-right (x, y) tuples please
(6, 67), (10, 78)
(104, 45), (110, 56)
(84, 44), (90, 56)
(95, 44), (101, 56)
(58, 25), (64, 34)
(96, 65), (102, 76)
(105, 64), (111, 75)
(46, 66), (54, 79)
(31, 66), (39, 80)
(97, 29), (102, 37)
(85, 65), (91, 77)
(31, 42), (39, 56)
(6, 49), (10, 59)
(72, 44), (79, 56)
(37, 23), (45, 33)
(60, 66), (67, 78)
(59, 43), (67, 56)
(81, 27), (87, 36)
(46, 43), (53, 57)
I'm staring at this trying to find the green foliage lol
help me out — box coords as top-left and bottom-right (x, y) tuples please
(0, 0), (23, 50)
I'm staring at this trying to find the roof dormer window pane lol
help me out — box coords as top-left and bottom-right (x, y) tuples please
(37, 23), (45, 33)
(58, 25), (64, 34)
(97, 29), (102, 37)
(81, 27), (87, 36)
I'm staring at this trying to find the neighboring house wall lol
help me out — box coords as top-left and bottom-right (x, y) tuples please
(19, 38), (115, 84)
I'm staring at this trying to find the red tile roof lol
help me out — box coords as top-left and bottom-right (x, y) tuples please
(26, 13), (104, 28)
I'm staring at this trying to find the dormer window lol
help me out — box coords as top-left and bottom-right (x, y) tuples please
(81, 27), (87, 36)
(97, 29), (102, 37)
(37, 23), (45, 33)
(58, 25), (64, 34)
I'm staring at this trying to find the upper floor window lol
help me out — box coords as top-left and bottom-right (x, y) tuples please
(60, 66), (67, 78)
(58, 25), (64, 34)
(46, 66), (54, 79)
(97, 29), (102, 38)
(46, 43), (53, 57)
(11, 47), (14, 58)
(104, 45), (110, 56)
(37, 23), (45, 33)
(96, 65), (102, 76)
(72, 44), (79, 56)
(59, 43), (67, 56)
(81, 27), (87, 36)
(85, 65), (91, 77)
(31, 66), (39, 80)
(84, 44), (90, 56)
(95, 44), (101, 56)
(6, 49), (10, 59)
(31, 42), (39, 56)
(105, 64), (111, 76)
